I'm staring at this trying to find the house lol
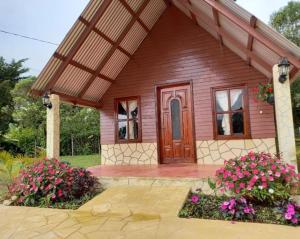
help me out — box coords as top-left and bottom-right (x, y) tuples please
(31, 0), (300, 167)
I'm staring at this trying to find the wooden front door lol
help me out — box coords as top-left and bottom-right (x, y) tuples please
(158, 84), (195, 164)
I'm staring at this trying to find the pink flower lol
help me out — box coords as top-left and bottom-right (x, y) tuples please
(253, 169), (259, 175)
(285, 213), (292, 220)
(228, 182), (234, 189)
(275, 172), (281, 177)
(221, 201), (230, 210)
(232, 175), (238, 181)
(243, 207), (251, 214)
(269, 176), (274, 181)
(291, 217), (299, 224)
(271, 165), (277, 170)
(239, 183), (245, 189)
(191, 195), (199, 204)
(240, 156), (247, 161)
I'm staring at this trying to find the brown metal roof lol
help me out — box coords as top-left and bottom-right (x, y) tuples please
(31, 0), (300, 108)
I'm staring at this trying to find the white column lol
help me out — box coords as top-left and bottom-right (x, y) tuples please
(46, 94), (60, 159)
(273, 65), (297, 167)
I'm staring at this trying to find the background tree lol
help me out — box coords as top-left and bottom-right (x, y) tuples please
(0, 57), (28, 145)
(270, 1), (300, 133)
(6, 77), (46, 156)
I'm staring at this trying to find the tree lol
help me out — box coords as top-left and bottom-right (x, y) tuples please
(60, 105), (100, 156)
(6, 77), (46, 156)
(0, 57), (28, 144)
(270, 1), (300, 132)
(270, 1), (300, 46)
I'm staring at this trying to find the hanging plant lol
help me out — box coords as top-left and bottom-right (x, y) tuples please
(253, 82), (274, 105)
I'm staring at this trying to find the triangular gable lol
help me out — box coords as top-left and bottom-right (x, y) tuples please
(31, 0), (300, 108)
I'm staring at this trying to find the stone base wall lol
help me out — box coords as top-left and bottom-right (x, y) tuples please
(196, 138), (276, 165)
(101, 143), (158, 165)
(101, 139), (276, 165)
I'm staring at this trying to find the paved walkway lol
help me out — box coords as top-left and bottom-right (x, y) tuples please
(0, 186), (299, 239)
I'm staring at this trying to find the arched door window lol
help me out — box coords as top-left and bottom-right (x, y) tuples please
(170, 98), (181, 140)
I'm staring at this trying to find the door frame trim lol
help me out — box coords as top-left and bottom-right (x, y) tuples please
(155, 81), (197, 164)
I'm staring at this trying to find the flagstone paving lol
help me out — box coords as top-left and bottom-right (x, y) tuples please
(0, 186), (300, 239)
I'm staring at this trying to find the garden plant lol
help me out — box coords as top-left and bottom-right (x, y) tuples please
(7, 158), (100, 209)
(179, 152), (300, 226)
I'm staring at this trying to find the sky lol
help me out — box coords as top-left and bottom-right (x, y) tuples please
(0, 0), (291, 76)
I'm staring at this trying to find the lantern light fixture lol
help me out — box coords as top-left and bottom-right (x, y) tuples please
(42, 92), (52, 109)
(278, 57), (290, 84)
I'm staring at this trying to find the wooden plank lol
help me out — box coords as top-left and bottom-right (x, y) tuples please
(78, 0), (151, 98)
(53, 52), (115, 84)
(78, 16), (132, 58)
(187, 0), (198, 25)
(31, 89), (102, 109)
(246, 16), (257, 65)
(43, 0), (112, 92)
(119, 0), (150, 32)
(202, 0), (300, 69)
(212, 0), (223, 45)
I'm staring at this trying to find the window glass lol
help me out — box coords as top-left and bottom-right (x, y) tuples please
(118, 101), (127, 120)
(232, 112), (244, 134)
(118, 121), (127, 140)
(230, 89), (244, 111)
(129, 120), (139, 140)
(217, 114), (231, 136)
(215, 90), (229, 112)
(116, 97), (141, 142)
(128, 100), (138, 119)
(171, 99), (181, 140)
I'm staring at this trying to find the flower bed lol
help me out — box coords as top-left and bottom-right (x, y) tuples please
(179, 152), (300, 226)
(6, 158), (101, 209)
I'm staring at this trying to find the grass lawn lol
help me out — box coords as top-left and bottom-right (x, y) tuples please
(61, 154), (101, 168)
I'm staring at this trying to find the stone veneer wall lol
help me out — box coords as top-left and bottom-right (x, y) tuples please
(101, 139), (276, 165)
(197, 138), (277, 165)
(101, 143), (158, 165)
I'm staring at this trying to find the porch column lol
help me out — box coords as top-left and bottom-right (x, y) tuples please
(273, 65), (297, 167)
(46, 94), (60, 159)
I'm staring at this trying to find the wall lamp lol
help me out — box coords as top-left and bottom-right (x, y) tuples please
(42, 92), (52, 109)
(278, 58), (290, 84)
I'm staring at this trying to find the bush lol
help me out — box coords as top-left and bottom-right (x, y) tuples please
(8, 158), (99, 207)
(215, 152), (300, 204)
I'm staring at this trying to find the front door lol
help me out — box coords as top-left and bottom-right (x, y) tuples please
(158, 84), (195, 164)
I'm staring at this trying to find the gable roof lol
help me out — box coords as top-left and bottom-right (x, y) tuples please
(31, 0), (300, 108)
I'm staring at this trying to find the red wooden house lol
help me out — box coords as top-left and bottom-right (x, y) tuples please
(31, 0), (300, 167)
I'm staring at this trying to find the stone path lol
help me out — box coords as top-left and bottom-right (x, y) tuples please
(0, 186), (299, 239)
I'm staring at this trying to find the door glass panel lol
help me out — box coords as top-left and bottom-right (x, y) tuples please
(128, 100), (138, 119)
(230, 89), (244, 111)
(118, 121), (127, 140)
(129, 120), (139, 139)
(171, 99), (181, 140)
(215, 91), (229, 112)
(232, 112), (244, 134)
(118, 101), (127, 120)
(217, 114), (230, 135)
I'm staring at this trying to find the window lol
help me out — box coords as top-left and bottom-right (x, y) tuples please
(115, 96), (141, 143)
(212, 85), (250, 139)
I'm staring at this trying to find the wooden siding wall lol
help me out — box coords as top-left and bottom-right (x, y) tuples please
(100, 6), (275, 144)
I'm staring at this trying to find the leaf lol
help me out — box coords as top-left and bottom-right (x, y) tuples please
(208, 177), (216, 190)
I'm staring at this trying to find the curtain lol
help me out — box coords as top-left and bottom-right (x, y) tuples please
(128, 100), (138, 139)
(216, 91), (230, 135)
(230, 89), (243, 110)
